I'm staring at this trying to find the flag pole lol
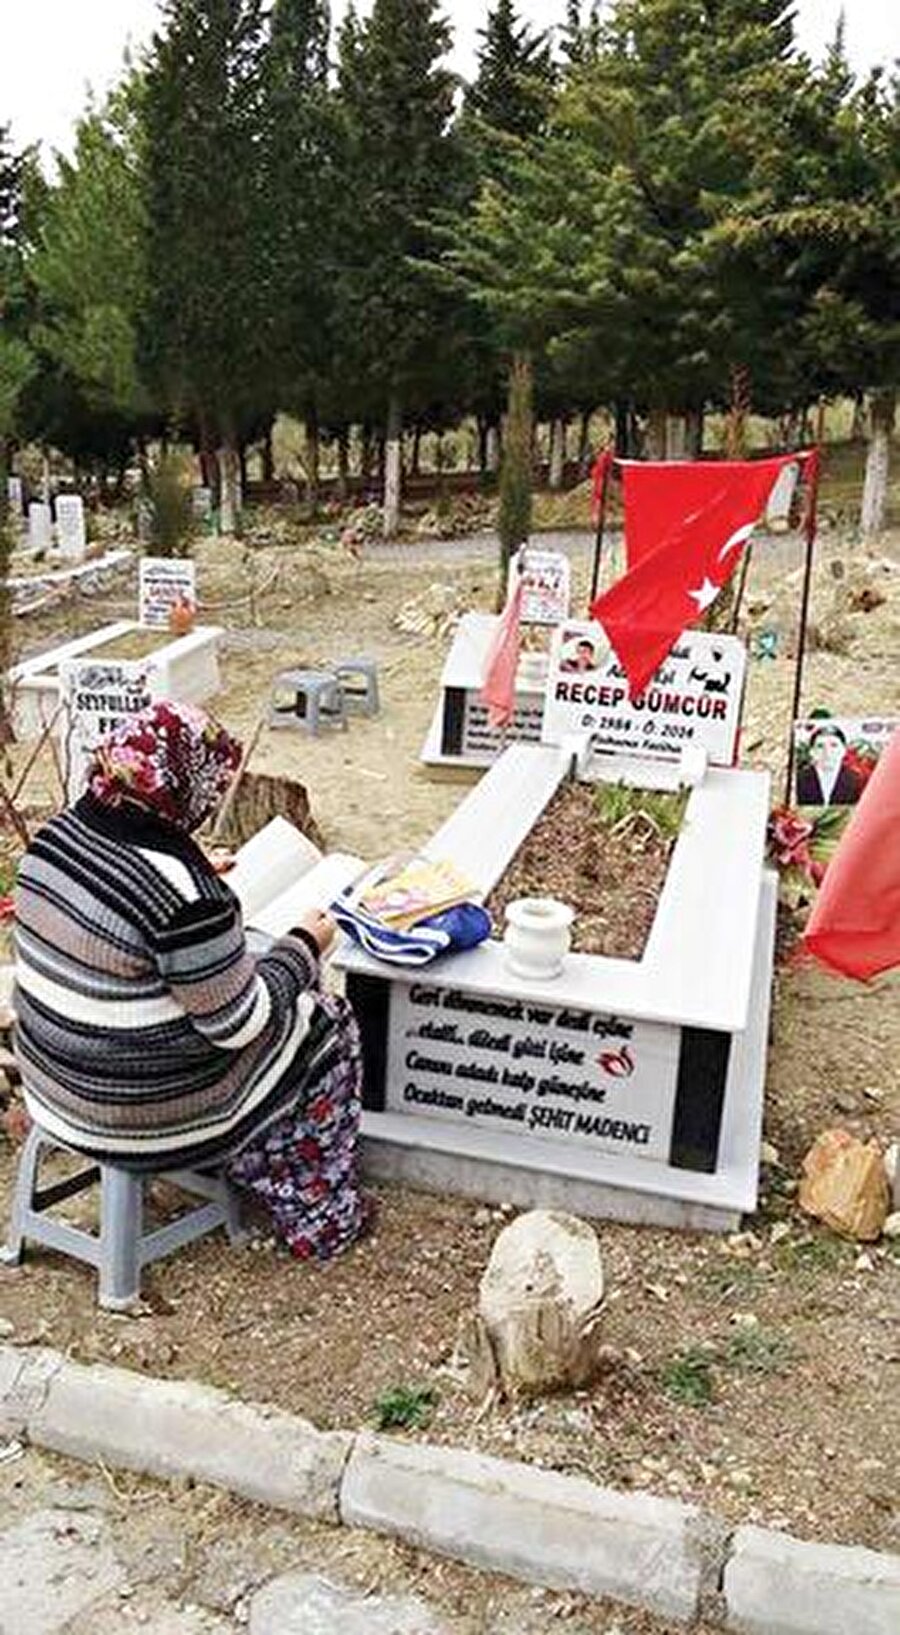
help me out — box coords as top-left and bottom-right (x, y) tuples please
(588, 450), (613, 609)
(784, 440), (822, 806)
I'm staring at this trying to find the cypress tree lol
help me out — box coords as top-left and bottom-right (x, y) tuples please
(334, 0), (458, 536)
(142, 0), (269, 530)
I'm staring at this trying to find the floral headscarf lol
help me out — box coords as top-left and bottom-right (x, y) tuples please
(89, 702), (242, 833)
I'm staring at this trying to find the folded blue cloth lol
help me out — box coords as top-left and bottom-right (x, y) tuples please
(332, 895), (491, 967)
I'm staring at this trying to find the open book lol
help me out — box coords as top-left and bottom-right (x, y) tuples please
(225, 817), (365, 941)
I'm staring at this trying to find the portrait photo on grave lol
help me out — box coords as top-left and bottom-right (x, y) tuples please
(794, 715), (898, 807)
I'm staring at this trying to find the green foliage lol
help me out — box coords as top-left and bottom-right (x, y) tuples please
(466, 0), (555, 146)
(30, 78), (150, 419)
(142, 0), (270, 443)
(593, 783), (688, 844)
(723, 1325), (793, 1375)
(373, 1383), (438, 1431)
(498, 353), (533, 582)
(661, 1347), (714, 1406)
(143, 453), (195, 557)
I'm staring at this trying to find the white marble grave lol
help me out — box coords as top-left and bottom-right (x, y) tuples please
(28, 502), (53, 553)
(338, 740), (775, 1232)
(421, 612), (547, 772)
(8, 619), (223, 739)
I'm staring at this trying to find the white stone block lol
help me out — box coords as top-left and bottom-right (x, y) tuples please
(724, 1525), (900, 1635)
(29, 1357), (351, 1521)
(341, 1432), (722, 1623)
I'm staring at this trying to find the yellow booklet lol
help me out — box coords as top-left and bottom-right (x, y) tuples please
(362, 857), (475, 933)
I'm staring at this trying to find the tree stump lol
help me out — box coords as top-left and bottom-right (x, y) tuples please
(468, 1210), (605, 1399)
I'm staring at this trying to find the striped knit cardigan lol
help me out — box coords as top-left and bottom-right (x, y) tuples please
(13, 793), (334, 1170)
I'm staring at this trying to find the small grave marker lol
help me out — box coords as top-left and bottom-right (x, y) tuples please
(509, 547), (571, 626)
(139, 556), (197, 630)
(28, 502), (53, 553)
(55, 495), (87, 559)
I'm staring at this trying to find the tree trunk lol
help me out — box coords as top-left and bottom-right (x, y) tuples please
(645, 408), (667, 460)
(549, 417), (566, 489)
(850, 393), (866, 443)
(306, 410), (320, 508)
(477, 417), (489, 475)
(614, 402), (630, 457)
(665, 415), (687, 459)
(486, 424), (501, 474)
(411, 423), (423, 478)
(336, 428), (351, 501)
(238, 441), (249, 494)
(262, 424), (275, 485)
(860, 388), (896, 538)
(577, 411), (592, 475)
(685, 407), (704, 459)
(218, 440), (241, 537)
(383, 393), (403, 538)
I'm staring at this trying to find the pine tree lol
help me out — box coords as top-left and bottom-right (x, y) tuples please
(142, 0), (270, 530)
(264, 0), (336, 499)
(31, 78), (150, 423)
(466, 0), (554, 143)
(334, 0), (459, 535)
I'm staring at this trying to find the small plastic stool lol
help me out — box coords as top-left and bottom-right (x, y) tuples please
(268, 669), (347, 734)
(335, 656), (380, 717)
(0, 1124), (246, 1310)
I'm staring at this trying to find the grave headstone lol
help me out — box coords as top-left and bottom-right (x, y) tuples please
(422, 612), (548, 771)
(61, 657), (157, 801)
(7, 476), (24, 516)
(55, 494), (87, 558)
(28, 502), (53, 554)
(508, 547), (571, 626)
(139, 555), (198, 630)
(542, 622), (746, 768)
(192, 485), (213, 519)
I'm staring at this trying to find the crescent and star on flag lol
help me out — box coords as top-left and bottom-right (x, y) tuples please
(687, 522), (755, 613)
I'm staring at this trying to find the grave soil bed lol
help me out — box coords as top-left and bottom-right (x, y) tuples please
(485, 781), (684, 960)
(65, 629), (172, 665)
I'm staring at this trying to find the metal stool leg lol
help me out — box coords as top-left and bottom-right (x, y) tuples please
(0, 1124), (43, 1266)
(99, 1165), (143, 1311)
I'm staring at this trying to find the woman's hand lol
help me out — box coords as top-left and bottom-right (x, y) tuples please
(294, 908), (337, 955)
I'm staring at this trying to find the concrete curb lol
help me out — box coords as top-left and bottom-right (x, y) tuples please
(2, 1343), (898, 1632)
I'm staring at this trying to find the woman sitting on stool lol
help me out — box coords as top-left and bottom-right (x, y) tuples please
(13, 701), (366, 1263)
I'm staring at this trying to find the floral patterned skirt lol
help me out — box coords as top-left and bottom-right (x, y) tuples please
(227, 994), (366, 1263)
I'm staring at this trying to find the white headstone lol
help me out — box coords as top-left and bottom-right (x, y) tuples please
(508, 547), (571, 626)
(55, 494), (87, 559)
(61, 658), (157, 801)
(192, 485), (213, 520)
(7, 476), (24, 516)
(28, 502), (53, 553)
(139, 555), (198, 630)
(542, 622), (746, 769)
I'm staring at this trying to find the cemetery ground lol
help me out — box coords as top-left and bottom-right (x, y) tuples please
(0, 513), (898, 1596)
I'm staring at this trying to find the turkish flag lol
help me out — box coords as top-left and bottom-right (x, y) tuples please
(591, 454), (809, 697)
(802, 728), (900, 981)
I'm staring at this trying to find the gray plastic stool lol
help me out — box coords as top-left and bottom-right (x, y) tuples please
(335, 656), (380, 717)
(0, 1124), (245, 1310)
(268, 668), (347, 734)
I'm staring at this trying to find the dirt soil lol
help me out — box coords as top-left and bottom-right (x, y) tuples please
(1, 522), (899, 1560)
(486, 783), (680, 960)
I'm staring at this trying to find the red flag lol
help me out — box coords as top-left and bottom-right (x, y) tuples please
(591, 454), (809, 698)
(481, 573), (524, 728)
(801, 728), (900, 981)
